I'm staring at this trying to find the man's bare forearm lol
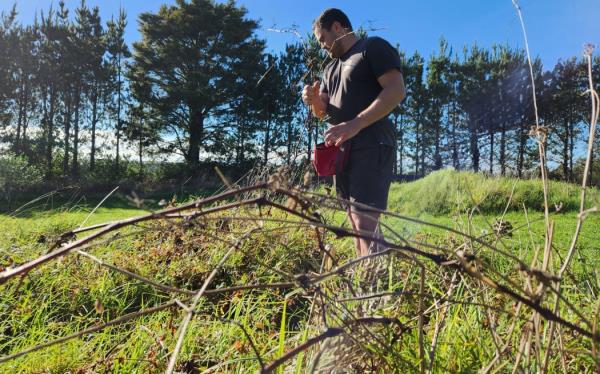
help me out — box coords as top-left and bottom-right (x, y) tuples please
(354, 83), (405, 130)
(323, 70), (405, 147)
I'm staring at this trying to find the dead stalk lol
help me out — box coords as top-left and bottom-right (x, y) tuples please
(418, 265), (427, 374)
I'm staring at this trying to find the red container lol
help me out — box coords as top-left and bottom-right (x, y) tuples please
(312, 143), (339, 176)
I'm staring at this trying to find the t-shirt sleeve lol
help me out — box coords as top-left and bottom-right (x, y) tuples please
(365, 37), (402, 79)
(320, 66), (329, 95)
(320, 80), (328, 94)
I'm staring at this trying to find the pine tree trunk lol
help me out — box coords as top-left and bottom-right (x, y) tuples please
(90, 86), (98, 171)
(263, 111), (270, 166)
(63, 92), (72, 174)
(138, 125), (143, 178)
(393, 114), (399, 175)
(72, 88), (81, 176)
(421, 134), (426, 176)
(489, 129), (494, 174)
(286, 121), (292, 166)
(451, 104), (459, 170)
(398, 114), (404, 176)
(434, 112), (442, 170)
(15, 89), (23, 155)
(415, 119), (421, 176)
(21, 82), (30, 152)
(500, 123), (506, 176)
(562, 121), (570, 180)
(15, 78), (29, 155)
(569, 120), (575, 181)
(116, 61), (122, 172)
(45, 86), (57, 178)
(517, 123), (526, 178)
(188, 108), (204, 170)
(238, 122), (245, 165)
(470, 121), (479, 172)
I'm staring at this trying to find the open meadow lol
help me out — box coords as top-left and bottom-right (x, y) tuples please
(1, 170), (599, 372)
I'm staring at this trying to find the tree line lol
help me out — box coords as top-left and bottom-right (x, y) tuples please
(0, 0), (598, 186)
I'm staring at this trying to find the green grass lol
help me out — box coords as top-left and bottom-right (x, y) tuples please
(383, 170), (600, 274)
(1, 170), (599, 372)
(0, 194), (323, 372)
(388, 169), (600, 215)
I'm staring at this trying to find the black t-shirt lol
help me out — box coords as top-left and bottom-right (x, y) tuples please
(322, 36), (402, 150)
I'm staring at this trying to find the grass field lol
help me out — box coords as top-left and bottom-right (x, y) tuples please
(1, 170), (599, 372)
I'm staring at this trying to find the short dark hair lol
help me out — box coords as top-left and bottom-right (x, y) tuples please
(313, 8), (353, 32)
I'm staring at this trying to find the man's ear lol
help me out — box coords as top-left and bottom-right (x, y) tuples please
(331, 21), (342, 33)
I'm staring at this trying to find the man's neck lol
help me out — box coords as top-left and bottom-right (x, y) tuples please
(338, 34), (359, 56)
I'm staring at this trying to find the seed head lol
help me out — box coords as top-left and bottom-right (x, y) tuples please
(583, 43), (596, 57)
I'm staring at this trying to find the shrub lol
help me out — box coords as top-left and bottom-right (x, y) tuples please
(0, 154), (44, 210)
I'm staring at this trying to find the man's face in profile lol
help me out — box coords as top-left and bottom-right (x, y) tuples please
(314, 23), (345, 58)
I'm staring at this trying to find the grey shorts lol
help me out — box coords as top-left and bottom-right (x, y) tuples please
(336, 145), (395, 212)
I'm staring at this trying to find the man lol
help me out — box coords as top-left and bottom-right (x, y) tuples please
(302, 8), (406, 257)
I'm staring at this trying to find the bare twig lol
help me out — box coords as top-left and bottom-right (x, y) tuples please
(418, 266), (427, 374)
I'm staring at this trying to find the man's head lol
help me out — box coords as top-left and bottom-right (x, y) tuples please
(313, 8), (354, 58)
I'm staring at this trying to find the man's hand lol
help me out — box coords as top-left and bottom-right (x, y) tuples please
(302, 81), (327, 118)
(301, 81), (319, 106)
(324, 117), (366, 147)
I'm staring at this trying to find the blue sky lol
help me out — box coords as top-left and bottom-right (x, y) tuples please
(2, 0), (599, 69)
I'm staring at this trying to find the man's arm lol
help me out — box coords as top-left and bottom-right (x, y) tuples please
(324, 69), (405, 147)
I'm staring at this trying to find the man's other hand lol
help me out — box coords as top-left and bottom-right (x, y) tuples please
(324, 117), (365, 147)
